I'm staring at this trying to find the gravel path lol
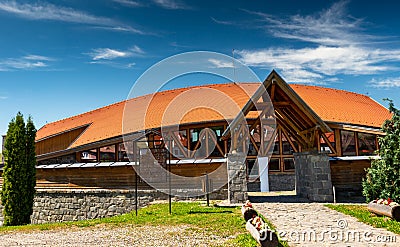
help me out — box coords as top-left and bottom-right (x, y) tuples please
(0, 224), (233, 247)
(253, 203), (399, 247)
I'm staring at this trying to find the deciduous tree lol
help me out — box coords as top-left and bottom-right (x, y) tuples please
(363, 100), (400, 202)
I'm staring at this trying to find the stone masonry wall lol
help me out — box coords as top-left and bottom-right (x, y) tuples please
(0, 189), (167, 226)
(227, 152), (248, 204)
(247, 174), (296, 192)
(294, 151), (333, 202)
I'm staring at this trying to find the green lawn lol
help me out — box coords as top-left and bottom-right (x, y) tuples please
(326, 204), (400, 235)
(0, 202), (287, 246)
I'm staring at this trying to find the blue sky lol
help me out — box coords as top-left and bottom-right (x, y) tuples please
(0, 0), (399, 135)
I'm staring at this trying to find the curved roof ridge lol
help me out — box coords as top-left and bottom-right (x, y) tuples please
(38, 82), (258, 131)
(36, 82), (260, 141)
(289, 83), (371, 99)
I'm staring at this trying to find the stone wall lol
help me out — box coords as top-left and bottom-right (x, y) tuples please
(247, 174), (296, 192)
(269, 174), (295, 191)
(0, 189), (167, 226)
(227, 152), (248, 204)
(294, 151), (333, 202)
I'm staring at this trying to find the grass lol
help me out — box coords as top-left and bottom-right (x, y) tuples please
(0, 201), (285, 246)
(326, 204), (400, 235)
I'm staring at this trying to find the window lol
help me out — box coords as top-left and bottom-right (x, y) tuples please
(189, 128), (201, 150)
(81, 148), (97, 162)
(320, 132), (335, 153)
(341, 130), (356, 156)
(170, 130), (188, 158)
(282, 131), (298, 155)
(99, 145), (116, 162)
(284, 158), (295, 171)
(210, 126), (225, 157)
(269, 158), (280, 171)
(152, 134), (163, 148)
(248, 125), (261, 156)
(247, 159), (259, 179)
(358, 133), (377, 156)
(272, 131), (280, 155)
(118, 143), (129, 162)
(248, 142), (258, 156)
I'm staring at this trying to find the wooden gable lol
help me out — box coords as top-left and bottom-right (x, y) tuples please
(223, 70), (331, 151)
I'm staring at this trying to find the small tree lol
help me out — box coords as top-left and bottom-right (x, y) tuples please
(362, 100), (400, 202)
(1, 112), (37, 226)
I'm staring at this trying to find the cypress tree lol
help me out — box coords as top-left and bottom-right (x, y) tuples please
(1, 112), (37, 226)
(362, 100), (400, 202)
(24, 116), (37, 223)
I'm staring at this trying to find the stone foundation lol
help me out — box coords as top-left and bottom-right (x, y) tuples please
(0, 187), (228, 226)
(294, 151), (333, 202)
(0, 189), (167, 226)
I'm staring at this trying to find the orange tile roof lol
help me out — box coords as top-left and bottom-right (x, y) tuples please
(36, 82), (392, 149)
(290, 84), (392, 128)
(36, 83), (259, 148)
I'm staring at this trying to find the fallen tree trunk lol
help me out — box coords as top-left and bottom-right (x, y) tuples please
(241, 206), (257, 222)
(246, 220), (279, 247)
(367, 201), (400, 221)
(242, 205), (279, 246)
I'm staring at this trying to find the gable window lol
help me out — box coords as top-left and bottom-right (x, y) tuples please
(81, 148), (97, 162)
(358, 133), (377, 156)
(118, 143), (129, 162)
(99, 145), (116, 162)
(341, 130), (356, 156)
(320, 132), (335, 154)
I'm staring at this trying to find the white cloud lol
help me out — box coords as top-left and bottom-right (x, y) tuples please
(208, 58), (234, 68)
(88, 46), (144, 62)
(244, 0), (374, 46)
(112, 0), (142, 8)
(0, 96), (8, 100)
(90, 48), (129, 60)
(370, 77), (400, 88)
(210, 17), (235, 25)
(152, 0), (189, 10)
(238, 46), (400, 83)
(89, 60), (136, 69)
(23, 54), (54, 61)
(234, 1), (400, 84)
(0, 0), (145, 34)
(0, 54), (52, 71)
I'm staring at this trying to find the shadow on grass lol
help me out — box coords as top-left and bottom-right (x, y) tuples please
(188, 210), (233, 214)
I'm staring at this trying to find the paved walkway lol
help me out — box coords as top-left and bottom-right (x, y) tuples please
(253, 203), (399, 247)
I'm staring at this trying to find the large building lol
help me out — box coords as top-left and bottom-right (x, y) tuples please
(2, 71), (392, 200)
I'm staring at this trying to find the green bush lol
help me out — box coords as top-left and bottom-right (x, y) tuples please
(362, 100), (400, 202)
(1, 113), (37, 226)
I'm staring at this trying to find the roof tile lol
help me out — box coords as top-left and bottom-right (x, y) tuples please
(36, 83), (392, 149)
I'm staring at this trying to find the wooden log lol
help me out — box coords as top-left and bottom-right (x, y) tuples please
(246, 220), (279, 247)
(368, 201), (400, 221)
(241, 206), (258, 222)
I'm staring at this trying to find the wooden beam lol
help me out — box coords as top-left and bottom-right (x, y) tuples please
(270, 83), (276, 101)
(275, 108), (311, 147)
(272, 102), (291, 107)
(275, 117), (308, 149)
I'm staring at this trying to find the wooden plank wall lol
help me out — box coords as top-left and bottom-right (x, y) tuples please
(36, 166), (142, 189)
(36, 126), (87, 155)
(330, 159), (371, 192)
(31, 163), (223, 190)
